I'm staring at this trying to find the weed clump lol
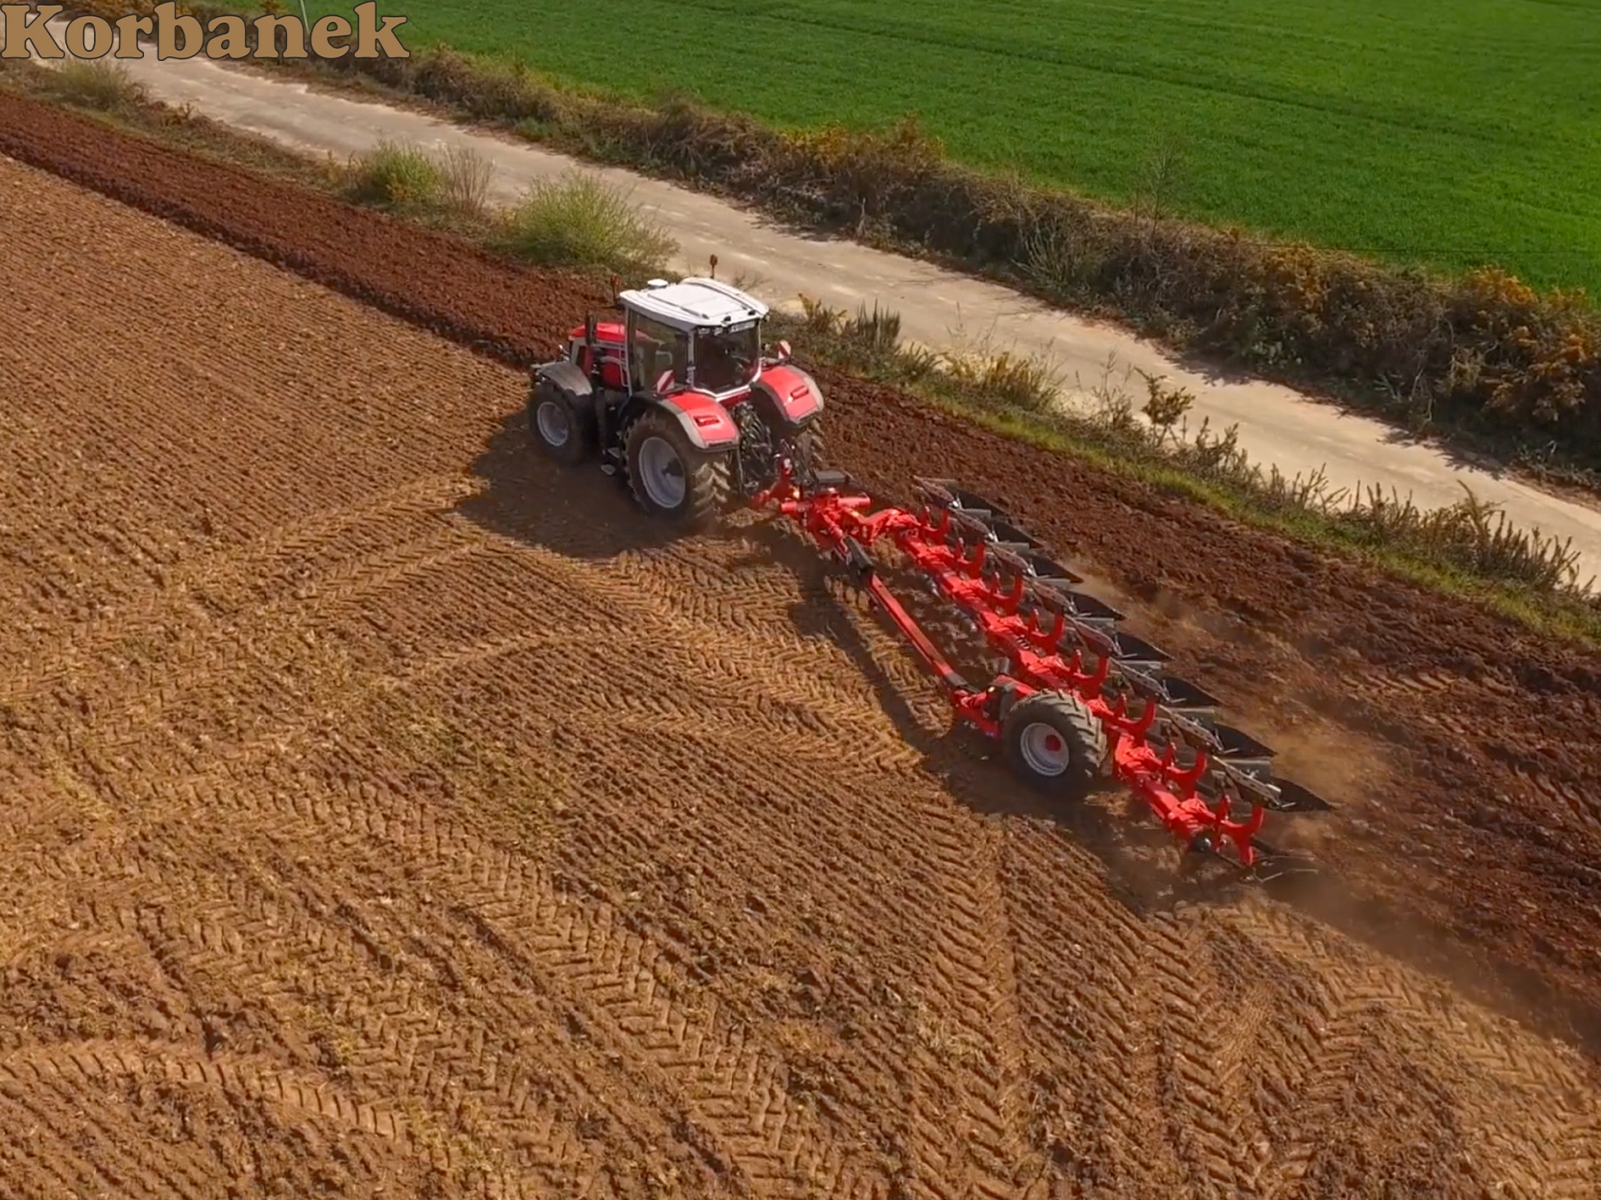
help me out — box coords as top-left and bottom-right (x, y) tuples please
(342, 139), (443, 209)
(42, 61), (147, 113)
(496, 170), (676, 276)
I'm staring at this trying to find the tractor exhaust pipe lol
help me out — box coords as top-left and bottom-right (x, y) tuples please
(584, 312), (599, 384)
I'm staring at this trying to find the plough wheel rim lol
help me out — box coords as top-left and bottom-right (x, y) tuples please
(535, 399), (571, 448)
(1018, 723), (1071, 776)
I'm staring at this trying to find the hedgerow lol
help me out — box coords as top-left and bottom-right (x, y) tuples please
(56, 0), (1601, 476)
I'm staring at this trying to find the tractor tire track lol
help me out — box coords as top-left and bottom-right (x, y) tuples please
(1145, 913), (1273, 1199)
(6, 118), (1601, 1200)
(13, 560), (1035, 1200)
(0, 1041), (407, 1144)
(154, 769), (896, 1199)
(69, 873), (651, 1196)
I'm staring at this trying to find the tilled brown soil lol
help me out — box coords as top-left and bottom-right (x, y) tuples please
(1, 95), (1601, 1198)
(4, 93), (1598, 1039)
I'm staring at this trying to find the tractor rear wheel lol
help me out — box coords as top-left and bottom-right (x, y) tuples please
(790, 422), (826, 475)
(1000, 689), (1108, 801)
(734, 399), (825, 494)
(624, 409), (731, 529)
(528, 381), (597, 466)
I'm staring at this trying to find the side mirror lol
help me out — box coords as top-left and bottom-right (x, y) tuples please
(655, 368), (675, 394)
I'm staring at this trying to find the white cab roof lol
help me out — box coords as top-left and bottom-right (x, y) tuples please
(619, 277), (769, 331)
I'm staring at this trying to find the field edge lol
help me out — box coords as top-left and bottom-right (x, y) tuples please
(5, 60), (1600, 655)
(145, 0), (1601, 495)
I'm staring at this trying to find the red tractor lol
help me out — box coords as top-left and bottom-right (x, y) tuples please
(527, 277), (825, 526)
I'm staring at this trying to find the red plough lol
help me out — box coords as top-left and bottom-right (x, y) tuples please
(753, 462), (1331, 874)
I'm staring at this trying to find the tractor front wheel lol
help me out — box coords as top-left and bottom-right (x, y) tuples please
(528, 382), (597, 466)
(624, 410), (731, 529)
(1000, 689), (1109, 801)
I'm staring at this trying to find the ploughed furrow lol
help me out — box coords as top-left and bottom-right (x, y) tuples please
(9, 82), (1601, 1035)
(0, 156), (518, 666)
(997, 823), (1601, 1199)
(7, 115), (1601, 1200)
(0, 93), (603, 369)
(0, 473), (479, 708)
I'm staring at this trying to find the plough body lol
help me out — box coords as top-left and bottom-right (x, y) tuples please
(753, 463), (1330, 873)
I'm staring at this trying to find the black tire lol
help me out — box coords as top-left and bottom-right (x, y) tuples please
(624, 409), (731, 529)
(528, 380), (597, 466)
(1000, 689), (1109, 801)
(737, 399), (825, 494)
(789, 420), (825, 476)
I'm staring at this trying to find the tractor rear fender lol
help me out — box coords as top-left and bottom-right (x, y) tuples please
(534, 358), (593, 400)
(651, 389), (741, 451)
(749, 365), (823, 429)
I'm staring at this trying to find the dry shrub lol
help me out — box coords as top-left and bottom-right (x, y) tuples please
(497, 170), (676, 276)
(42, 61), (146, 112)
(942, 350), (1062, 413)
(782, 297), (1597, 604)
(438, 143), (494, 217)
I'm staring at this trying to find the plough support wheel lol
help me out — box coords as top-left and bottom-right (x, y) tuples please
(1001, 689), (1109, 801)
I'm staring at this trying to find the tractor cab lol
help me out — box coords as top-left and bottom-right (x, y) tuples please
(566, 277), (787, 399)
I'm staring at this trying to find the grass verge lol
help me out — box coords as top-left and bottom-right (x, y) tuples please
(770, 299), (1601, 646)
(4, 55), (1597, 648)
(102, 0), (1600, 493)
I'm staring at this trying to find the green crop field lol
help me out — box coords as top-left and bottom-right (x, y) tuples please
(360, 0), (1601, 295)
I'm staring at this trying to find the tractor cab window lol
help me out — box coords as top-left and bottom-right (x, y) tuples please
(629, 313), (689, 392)
(691, 320), (761, 394)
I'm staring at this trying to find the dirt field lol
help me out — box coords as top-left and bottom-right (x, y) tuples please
(7, 92), (1601, 1039)
(2, 98), (1601, 1198)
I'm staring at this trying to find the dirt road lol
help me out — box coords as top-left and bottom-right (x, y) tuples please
(2, 107), (1601, 1197)
(12, 25), (1601, 579)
